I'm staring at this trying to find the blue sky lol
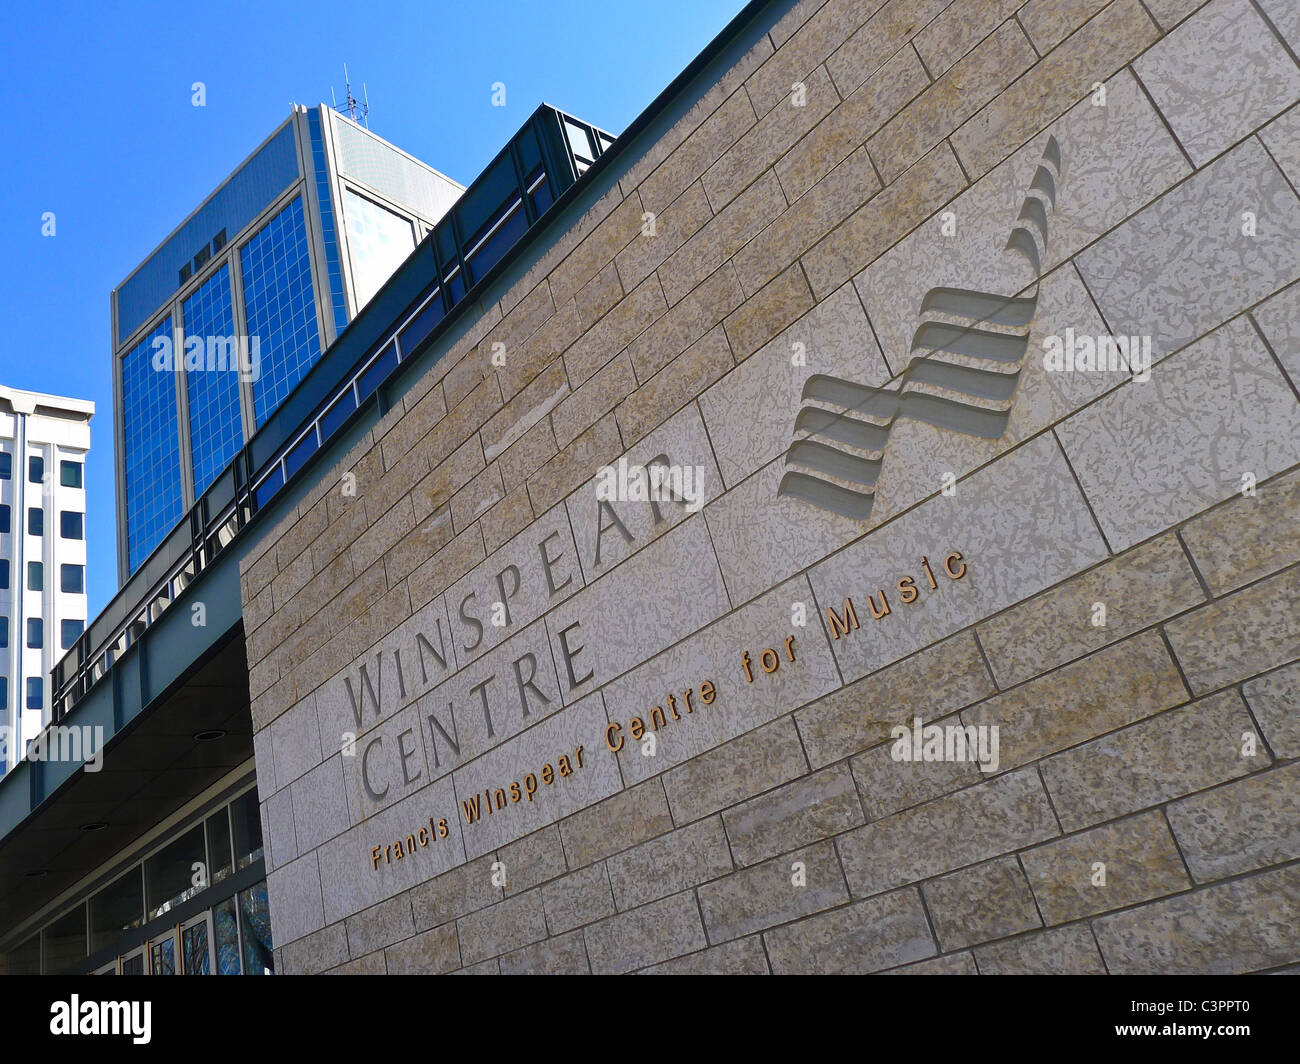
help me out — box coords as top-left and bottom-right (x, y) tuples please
(0, 0), (744, 616)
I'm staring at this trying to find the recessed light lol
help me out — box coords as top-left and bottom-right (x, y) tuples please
(193, 729), (227, 743)
(80, 822), (108, 832)
(24, 869), (48, 878)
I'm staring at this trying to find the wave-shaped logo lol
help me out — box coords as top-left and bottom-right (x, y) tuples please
(778, 135), (1062, 520)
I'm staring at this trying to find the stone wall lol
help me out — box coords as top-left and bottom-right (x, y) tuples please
(239, 0), (1300, 974)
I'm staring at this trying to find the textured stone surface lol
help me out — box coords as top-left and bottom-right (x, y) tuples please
(1179, 468), (1300, 595)
(837, 769), (1059, 897)
(558, 779), (674, 868)
(605, 817), (733, 908)
(764, 888), (936, 974)
(698, 841), (849, 941)
(1165, 564), (1300, 693)
(1134, 0), (1300, 166)
(1076, 138), (1300, 362)
(384, 923), (460, 975)
(638, 936), (770, 974)
(1056, 317), (1300, 552)
(542, 864), (616, 935)
(1167, 764), (1300, 881)
(1041, 691), (1263, 831)
(498, 930), (590, 975)
(1243, 661), (1300, 760)
(976, 535), (1205, 687)
(456, 890), (548, 965)
(922, 857), (1042, 950)
(974, 924), (1108, 974)
(583, 891), (709, 974)
(1093, 864), (1300, 973)
(1020, 811), (1190, 923)
(721, 764), (864, 866)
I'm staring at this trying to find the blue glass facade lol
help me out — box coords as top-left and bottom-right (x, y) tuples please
(122, 318), (184, 571)
(182, 264), (243, 496)
(307, 110), (349, 336)
(240, 197), (323, 425)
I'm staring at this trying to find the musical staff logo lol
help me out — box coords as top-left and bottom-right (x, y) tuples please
(778, 135), (1062, 520)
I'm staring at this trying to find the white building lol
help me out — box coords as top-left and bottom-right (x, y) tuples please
(0, 387), (93, 773)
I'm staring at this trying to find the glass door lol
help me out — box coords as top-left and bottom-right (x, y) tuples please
(180, 913), (213, 975)
(148, 929), (178, 975)
(120, 948), (145, 975)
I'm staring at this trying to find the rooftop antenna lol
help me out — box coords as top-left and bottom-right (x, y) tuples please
(333, 64), (370, 128)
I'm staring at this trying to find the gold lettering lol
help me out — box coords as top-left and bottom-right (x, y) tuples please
(826, 598), (860, 639)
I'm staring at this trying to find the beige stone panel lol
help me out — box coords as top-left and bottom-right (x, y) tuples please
(605, 817), (733, 908)
(1179, 468), (1300, 596)
(573, 264), (622, 332)
(408, 521), (486, 613)
(616, 325), (734, 444)
(836, 767), (1060, 896)
(599, 576), (840, 787)
(551, 351), (637, 449)
(544, 514), (730, 702)
(480, 487), (534, 555)
(547, 192), (646, 307)
(456, 891), (548, 965)
(798, 630), (992, 769)
(826, 0), (955, 99)
(723, 261), (816, 361)
(1093, 864), (1300, 973)
(974, 923), (1107, 972)
(558, 778), (674, 867)
(722, 763), (866, 866)
(565, 402), (722, 585)
(1041, 690), (1263, 831)
(764, 888), (936, 973)
(1018, 0), (1109, 52)
(699, 283), (885, 489)
(748, 0), (890, 116)
(858, 71), (1187, 371)
(498, 929), (590, 974)
(962, 630), (1189, 772)
(917, 0), (1028, 75)
(479, 359), (569, 463)
(801, 141), (966, 300)
(697, 841), (849, 940)
(657, 170), (787, 306)
(734, 147), (881, 296)
(977, 533), (1205, 688)
(921, 856), (1042, 949)
(408, 435), (483, 526)
(1165, 565), (1300, 694)
(951, 0), (1160, 179)
(638, 937), (770, 974)
(637, 89), (757, 218)
(1021, 810), (1190, 922)
(564, 274), (667, 388)
(315, 773), (466, 926)
(775, 45), (928, 202)
(626, 262), (744, 382)
(445, 500), (582, 667)
(583, 891), (708, 974)
(449, 463), (504, 533)
(613, 182), (713, 295)
(497, 418), (559, 489)
(525, 412), (624, 515)
(1243, 661), (1300, 760)
(451, 693), (622, 860)
(870, 19), (1038, 185)
(702, 64), (840, 213)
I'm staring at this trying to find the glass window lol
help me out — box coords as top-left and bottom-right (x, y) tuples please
(0, 677), (8, 710)
(466, 199), (528, 284)
(27, 507), (42, 536)
(0, 504), (8, 533)
(183, 263), (243, 496)
(213, 897), (242, 975)
(120, 952), (145, 976)
(60, 460), (82, 488)
(241, 197), (323, 426)
(0, 451), (10, 479)
(1, 935), (40, 975)
(90, 868), (144, 953)
(149, 937), (176, 976)
(61, 564), (84, 594)
(28, 455), (43, 484)
(181, 921), (210, 975)
(43, 904), (86, 974)
(207, 808), (234, 884)
(0, 616), (8, 647)
(60, 511), (83, 540)
(306, 109), (349, 334)
(318, 388), (356, 441)
(144, 825), (206, 919)
(342, 189), (415, 310)
(397, 288), (444, 357)
(122, 316), (184, 572)
(26, 618), (41, 649)
(0, 560), (8, 588)
(238, 881), (273, 975)
(230, 789), (264, 869)
(27, 561), (41, 591)
(60, 619), (83, 650)
(26, 677), (41, 710)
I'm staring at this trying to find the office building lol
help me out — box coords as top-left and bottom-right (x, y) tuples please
(112, 106), (463, 580)
(0, 388), (92, 776)
(1, 0), (1298, 975)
